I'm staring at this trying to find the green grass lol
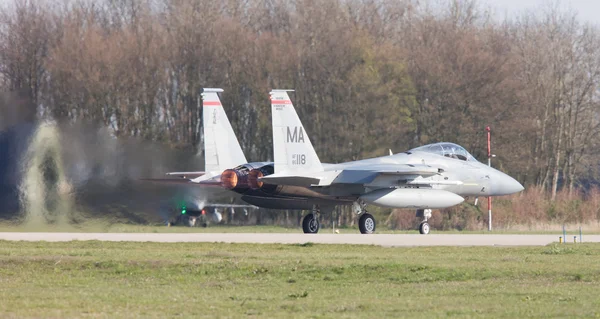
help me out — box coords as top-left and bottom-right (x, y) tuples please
(1, 241), (599, 318)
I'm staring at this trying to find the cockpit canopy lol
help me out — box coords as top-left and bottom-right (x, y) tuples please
(409, 142), (476, 161)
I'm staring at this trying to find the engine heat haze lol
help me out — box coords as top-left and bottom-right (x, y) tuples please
(146, 88), (524, 235)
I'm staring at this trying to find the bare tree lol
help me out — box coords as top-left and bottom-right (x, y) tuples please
(0, 0), (53, 105)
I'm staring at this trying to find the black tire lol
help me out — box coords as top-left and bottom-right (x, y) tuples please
(302, 213), (320, 234)
(419, 222), (430, 235)
(359, 213), (376, 234)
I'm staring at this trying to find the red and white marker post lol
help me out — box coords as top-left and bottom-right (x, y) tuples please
(486, 126), (492, 231)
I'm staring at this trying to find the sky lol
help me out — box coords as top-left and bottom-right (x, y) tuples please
(0, 0), (597, 25)
(480, 0), (600, 25)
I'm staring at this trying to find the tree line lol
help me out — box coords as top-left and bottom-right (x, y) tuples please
(1, 0), (600, 197)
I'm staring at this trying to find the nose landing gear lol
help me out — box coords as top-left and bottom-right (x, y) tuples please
(419, 221), (430, 235)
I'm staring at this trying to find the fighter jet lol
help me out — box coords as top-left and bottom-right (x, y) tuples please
(245, 90), (525, 234)
(151, 88), (523, 235)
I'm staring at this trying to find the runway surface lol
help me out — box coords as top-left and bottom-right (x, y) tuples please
(1, 232), (598, 246)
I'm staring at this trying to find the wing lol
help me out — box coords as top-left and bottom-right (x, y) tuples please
(260, 163), (462, 187)
(335, 163), (439, 178)
(140, 176), (222, 187)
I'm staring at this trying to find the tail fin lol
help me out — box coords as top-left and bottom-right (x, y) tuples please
(270, 90), (322, 174)
(202, 88), (247, 172)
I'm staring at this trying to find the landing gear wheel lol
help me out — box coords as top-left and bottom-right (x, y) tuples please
(419, 222), (430, 235)
(302, 213), (320, 234)
(359, 213), (376, 234)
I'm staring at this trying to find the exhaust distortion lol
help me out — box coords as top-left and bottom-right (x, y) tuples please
(0, 101), (203, 228)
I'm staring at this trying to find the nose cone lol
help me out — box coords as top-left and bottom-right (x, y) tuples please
(491, 171), (524, 196)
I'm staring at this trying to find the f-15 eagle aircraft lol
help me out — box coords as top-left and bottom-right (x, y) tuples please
(153, 88), (523, 235)
(246, 90), (525, 234)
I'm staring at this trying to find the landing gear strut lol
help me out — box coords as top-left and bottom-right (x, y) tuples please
(354, 201), (376, 234)
(416, 209), (432, 235)
(302, 207), (320, 234)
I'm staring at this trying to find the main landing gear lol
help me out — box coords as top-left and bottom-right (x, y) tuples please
(302, 203), (377, 234)
(416, 209), (432, 235)
(302, 208), (320, 234)
(302, 213), (320, 234)
(359, 213), (376, 234)
(354, 201), (376, 234)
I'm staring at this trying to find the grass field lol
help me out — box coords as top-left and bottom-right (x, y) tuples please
(0, 240), (599, 318)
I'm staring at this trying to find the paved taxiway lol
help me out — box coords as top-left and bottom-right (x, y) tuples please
(0, 233), (598, 246)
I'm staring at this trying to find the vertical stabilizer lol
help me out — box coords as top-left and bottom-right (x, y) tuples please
(270, 90), (322, 174)
(202, 88), (247, 172)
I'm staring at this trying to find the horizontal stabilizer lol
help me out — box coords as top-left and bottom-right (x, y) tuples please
(190, 180), (222, 187)
(140, 178), (221, 187)
(140, 178), (195, 184)
(166, 172), (206, 179)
